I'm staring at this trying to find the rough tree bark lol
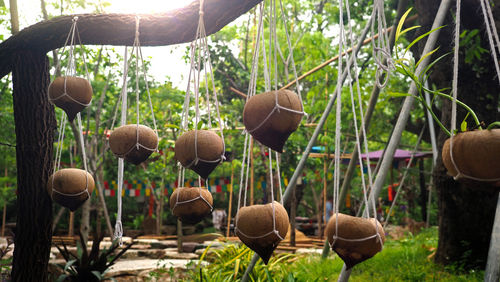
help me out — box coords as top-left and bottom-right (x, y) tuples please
(11, 51), (55, 281)
(415, 0), (500, 269)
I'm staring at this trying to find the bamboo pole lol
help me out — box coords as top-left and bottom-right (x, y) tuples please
(226, 164), (234, 237)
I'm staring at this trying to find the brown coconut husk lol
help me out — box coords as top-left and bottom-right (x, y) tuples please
(235, 201), (289, 264)
(325, 213), (385, 269)
(47, 168), (95, 211)
(174, 130), (224, 179)
(109, 124), (158, 165)
(48, 76), (93, 122)
(243, 89), (303, 152)
(442, 129), (500, 182)
(169, 187), (213, 224)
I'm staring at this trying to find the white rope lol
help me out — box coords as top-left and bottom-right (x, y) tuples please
(370, 0), (392, 88)
(447, 0), (500, 182)
(177, 0), (225, 176)
(113, 46), (129, 246)
(480, 0), (500, 85)
(50, 16), (92, 202)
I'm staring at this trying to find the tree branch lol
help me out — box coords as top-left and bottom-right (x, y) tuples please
(0, 0), (262, 78)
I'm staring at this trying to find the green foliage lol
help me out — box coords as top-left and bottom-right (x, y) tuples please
(180, 229), (482, 281)
(55, 231), (135, 281)
(181, 243), (296, 281)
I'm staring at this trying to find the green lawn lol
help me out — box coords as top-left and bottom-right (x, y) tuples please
(178, 227), (484, 281)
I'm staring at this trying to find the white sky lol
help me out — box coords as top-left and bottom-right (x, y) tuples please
(9, 0), (198, 87)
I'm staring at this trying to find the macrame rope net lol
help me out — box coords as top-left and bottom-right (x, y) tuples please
(177, 0), (225, 172)
(448, 0), (500, 183)
(235, 0), (301, 242)
(329, 0), (383, 250)
(112, 16), (159, 244)
(172, 0), (225, 213)
(51, 16), (91, 200)
(49, 16), (92, 107)
(244, 0), (307, 135)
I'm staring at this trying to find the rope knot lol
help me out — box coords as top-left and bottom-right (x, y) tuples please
(72, 16), (79, 22)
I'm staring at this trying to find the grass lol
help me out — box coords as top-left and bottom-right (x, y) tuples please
(180, 227), (484, 281)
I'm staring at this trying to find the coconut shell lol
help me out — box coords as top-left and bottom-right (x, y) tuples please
(174, 130), (224, 179)
(48, 76), (93, 122)
(169, 187), (213, 224)
(243, 89), (303, 152)
(325, 213), (385, 269)
(47, 168), (95, 211)
(235, 201), (289, 264)
(109, 124), (158, 165)
(442, 129), (500, 182)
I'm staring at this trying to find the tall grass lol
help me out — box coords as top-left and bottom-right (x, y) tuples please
(182, 228), (484, 281)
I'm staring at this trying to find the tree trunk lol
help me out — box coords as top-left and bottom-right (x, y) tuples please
(11, 51), (55, 281)
(415, 0), (500, 269)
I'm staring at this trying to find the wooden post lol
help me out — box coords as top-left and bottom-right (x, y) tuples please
(290, 185), (296, 246)
(68, 212), (74, 236)
(322, 73), (328, 239)
(177, 219), (183, 253)
(226, 164), (234, 237)
(250, 138), (254, 205)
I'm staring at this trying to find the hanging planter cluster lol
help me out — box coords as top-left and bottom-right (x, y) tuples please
(325, 213), (385, 269)
(170, 0), (224, 223)
(47, 17), (93, 211)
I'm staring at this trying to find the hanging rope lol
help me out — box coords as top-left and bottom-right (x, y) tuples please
(50, 16), (91, 200)
(173, 0), (223, 212)
(49, 16), (92, 107)
(330, 0), (383, 250)
(447, 0), (500, 183)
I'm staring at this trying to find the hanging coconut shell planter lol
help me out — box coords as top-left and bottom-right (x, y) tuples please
(48, 76), (93, 122)
(109, 124), (158, 165)
(442, 129), (500, 182)
(169, 187), (213, 224)
(235, 201), (289, 264)
(174, 130), (224, 179)
(47, 168), (95, 211)
(325, 213), (385, 269)
(243, 89), (303, 152)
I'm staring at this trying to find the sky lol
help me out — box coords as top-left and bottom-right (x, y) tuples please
(9, 0), (198, 87)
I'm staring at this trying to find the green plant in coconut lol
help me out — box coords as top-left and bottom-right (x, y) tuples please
(389, 9), (500, 185)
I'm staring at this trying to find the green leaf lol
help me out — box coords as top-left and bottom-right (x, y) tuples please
(461, 120), (467, 132)
(91, 270), (102, 280)
(396, 8), (413, 42)
(265, 268), (274, 282)
(387, 91), (412, 98)
(405, 26), (444, 55)
(55, 274), (69, 282)
(287, 273), (296, 282)
(461, 112), (470, 132)
(416, 47), (440, 68)
(197, 120), (204, 130)
(64, 259), (77, 272)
